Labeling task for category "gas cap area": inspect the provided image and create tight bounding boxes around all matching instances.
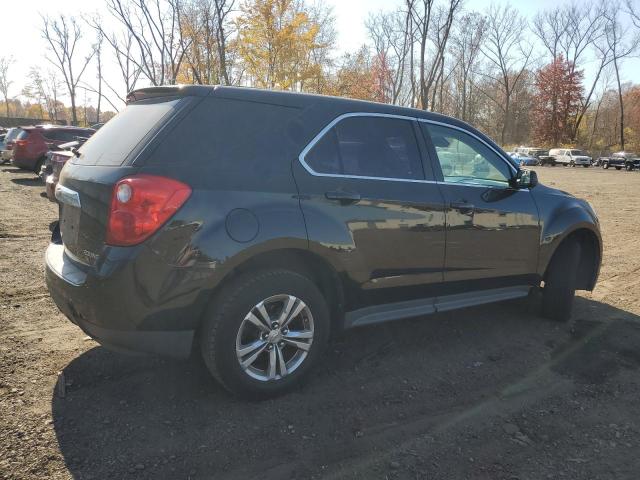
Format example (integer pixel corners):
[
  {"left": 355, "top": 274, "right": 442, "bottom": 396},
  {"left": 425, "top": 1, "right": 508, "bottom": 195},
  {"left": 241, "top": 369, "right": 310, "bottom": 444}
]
[{"left": 225, "top": 208, "right": 259, "bottom": 243}]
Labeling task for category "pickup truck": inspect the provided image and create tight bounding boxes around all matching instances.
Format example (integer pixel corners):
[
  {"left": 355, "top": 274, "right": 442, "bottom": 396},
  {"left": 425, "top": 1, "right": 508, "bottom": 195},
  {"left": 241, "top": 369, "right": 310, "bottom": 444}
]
[{"left": 597, "top": 152, "right": 640, "bottom": 171}]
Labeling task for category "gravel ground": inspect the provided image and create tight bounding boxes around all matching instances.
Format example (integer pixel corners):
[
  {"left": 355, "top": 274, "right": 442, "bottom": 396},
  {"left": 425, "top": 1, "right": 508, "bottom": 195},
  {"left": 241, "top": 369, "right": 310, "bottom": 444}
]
[{"left": 1, "top": 164, "right": 639, "bottom": 480}]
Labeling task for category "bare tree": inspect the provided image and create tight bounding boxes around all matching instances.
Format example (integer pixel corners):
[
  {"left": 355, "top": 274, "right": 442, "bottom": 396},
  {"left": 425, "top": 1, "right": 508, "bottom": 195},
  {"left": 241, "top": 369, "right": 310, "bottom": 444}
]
[
  {"left": 533, "top": 6, "right": 568, "bottom": 60},
  {"left": 602, "top": 1, "right": 640, "bottom": 150},
  {"left": 86, "top": 12, "right": 141, "bottom": 103},
  {"left": 450, "top": 12, "right": 485, "bottom": 122},
  {"left": 0, "top": 56, "right": 14, "bottom": 117},
  {"left": 105, "top": 0, "right": 189, "bottom": 86},
  {"left": 41, "top": 15, "right": 95, "bottom": 125},
  {"left": 366, "top": 8, "right": 412, "bottom": 104},
  {"left": 407, "top": 0, "right": 461, "bottom": 110},
  {"left": 179, "top": 0, "right": 236, "bottom": 85},
  {"left": 480, "top": 3, "right": 533, "bottom": 145}
]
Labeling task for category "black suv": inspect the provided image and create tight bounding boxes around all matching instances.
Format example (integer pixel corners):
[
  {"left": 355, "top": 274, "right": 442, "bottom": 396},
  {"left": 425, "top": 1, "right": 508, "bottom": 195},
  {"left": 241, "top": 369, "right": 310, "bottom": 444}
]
[
  {"left": 597, "top": 151, "right": 640, "bottom": 171},
  {"left": 46, "top": 86, "right": 602, "bottom": 397}
]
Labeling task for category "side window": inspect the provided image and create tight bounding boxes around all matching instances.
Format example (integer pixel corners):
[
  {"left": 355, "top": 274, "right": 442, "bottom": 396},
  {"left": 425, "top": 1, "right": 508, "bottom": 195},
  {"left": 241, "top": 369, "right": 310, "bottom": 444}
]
[
  {"left": 423, "top": 123, "right": 512, "bottom": 187},
  {"left": 304, "top": 129, "right": 341, "bottom": 175},
  {"left": 304, "top": 116, "right": 424, "bottom": 180}
]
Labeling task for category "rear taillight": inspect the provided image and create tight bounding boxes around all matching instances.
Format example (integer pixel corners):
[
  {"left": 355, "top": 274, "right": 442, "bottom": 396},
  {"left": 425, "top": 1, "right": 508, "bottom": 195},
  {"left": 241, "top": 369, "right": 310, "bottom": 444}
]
[
  {"left": 15, "top": 140, "right": 27, "bottom": 147},
  {"left": 106, "top": 174, "right": 192, "bottom": 246}
]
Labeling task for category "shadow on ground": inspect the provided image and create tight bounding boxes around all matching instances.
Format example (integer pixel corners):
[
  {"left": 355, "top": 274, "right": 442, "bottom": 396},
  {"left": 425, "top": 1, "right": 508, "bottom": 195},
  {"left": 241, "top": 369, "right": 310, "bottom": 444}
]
[
  {"left": 11, "top": 177, "right": 42, "bottom": 187},
  {"left": 51, "top": 297, "right": 640, "bottom": 479}
]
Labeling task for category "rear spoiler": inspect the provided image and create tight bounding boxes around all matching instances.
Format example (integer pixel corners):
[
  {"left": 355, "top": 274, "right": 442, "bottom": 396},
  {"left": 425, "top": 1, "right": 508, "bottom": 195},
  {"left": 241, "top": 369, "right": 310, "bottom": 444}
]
[{"left": 126, "top": 85, "right": 216, "bottom": 104}]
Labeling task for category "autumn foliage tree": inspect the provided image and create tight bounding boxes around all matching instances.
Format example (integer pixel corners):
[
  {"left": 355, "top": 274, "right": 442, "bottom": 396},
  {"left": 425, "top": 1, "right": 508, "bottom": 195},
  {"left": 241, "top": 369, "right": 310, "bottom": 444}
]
[
  {"left": 236, "top": 0, "right": 331, "bottom": 90},
  {"left": 531, "top": 55, "right": 584, "bottom": 146}
]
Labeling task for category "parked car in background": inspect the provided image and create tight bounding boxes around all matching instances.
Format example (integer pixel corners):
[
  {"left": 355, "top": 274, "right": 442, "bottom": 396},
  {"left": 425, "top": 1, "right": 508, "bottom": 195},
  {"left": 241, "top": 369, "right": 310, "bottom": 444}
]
[
  {"left": 11, "top": 125, "right": 95, "bottom": 172},
  {"left": 39, "top": 137, "right": 90, "bottom": 181},
  {"left": 549, "top": 148, "right": 592, "bottom": 167},
  {"left": 0, "top": 133, "right": 5, "bottom": 155},
  {"left": 597, "top": 152, "right": 640, "bottom": 171},
  {"left": 45, "top": 85, "right": 602, "bottom": 398},
  {"left": 513, "top": 153, "right": 539, "bottom": 166},
  {"left": 514, "top": 146, "right": 555, "bottom": 166},
  {"left": 1, "top": 127, "right": 24, "bottom": 164},
  {"left": 42, "top": 140, "right": 86, "bottom": 202}
]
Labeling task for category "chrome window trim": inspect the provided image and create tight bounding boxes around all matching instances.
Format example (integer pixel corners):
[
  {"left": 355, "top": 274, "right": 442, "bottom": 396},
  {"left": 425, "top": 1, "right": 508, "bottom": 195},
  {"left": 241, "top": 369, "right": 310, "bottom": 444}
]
[
  {"left": 298, "top": 112, "right": 432, "bottom": 183},
  {"left": 297, "top": 112, "right": 518, "bottom": 186}
]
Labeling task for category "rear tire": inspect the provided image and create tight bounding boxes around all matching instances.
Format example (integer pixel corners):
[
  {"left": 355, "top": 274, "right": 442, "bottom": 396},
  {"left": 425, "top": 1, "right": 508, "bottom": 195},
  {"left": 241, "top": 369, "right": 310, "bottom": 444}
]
[
  {"left": 625, "top": 164, "right": 634, "bottom": 171},
  {"left": 542, "top": 240, "right": 581, "bottom": 322},
  {"left": 34, "top": 157, "right": 45, "bottom": 175},
  {"left": 615, "top": 166, "right": 622, "bottom": 170},
  {"left": 200, "top": 269, "right": 330, "bottom": 399},
  {"left": 602, "top": 162, "right": 609, "bottom": 169}
]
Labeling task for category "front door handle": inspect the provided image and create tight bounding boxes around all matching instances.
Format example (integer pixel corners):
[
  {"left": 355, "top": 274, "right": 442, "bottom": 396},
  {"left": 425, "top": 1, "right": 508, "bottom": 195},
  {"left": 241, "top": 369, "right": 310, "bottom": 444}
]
[
  {"left": 325, "top": 191, "right": 361, "bottom": 205},
  {"left": 450, "top": 201, "right": 475, "bottom": 214}
]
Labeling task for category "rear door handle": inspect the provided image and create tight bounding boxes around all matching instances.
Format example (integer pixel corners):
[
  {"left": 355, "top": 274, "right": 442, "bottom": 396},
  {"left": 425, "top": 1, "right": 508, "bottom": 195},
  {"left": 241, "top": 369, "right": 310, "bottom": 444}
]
[
  {"left": 450, "top": 201, "right": 475, "bottom": 214},
  {"left": 325, "top": 191, "right": 361, "bottom": 205}
]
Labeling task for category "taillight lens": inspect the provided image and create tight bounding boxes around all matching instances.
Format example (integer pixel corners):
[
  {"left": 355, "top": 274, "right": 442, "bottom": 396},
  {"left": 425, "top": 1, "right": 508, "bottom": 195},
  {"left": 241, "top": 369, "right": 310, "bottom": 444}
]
[
  {"left": 106, "top": 174, "right": 192, "bottom": 246},
  {"left": 15, "top": 140, "right": 28, "bottom": 147}
]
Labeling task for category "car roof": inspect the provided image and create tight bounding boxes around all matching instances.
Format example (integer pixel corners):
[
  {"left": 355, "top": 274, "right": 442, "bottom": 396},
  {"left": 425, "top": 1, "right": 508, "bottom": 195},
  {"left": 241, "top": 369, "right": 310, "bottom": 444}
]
[{"left": 127, "top": 84, "right": 483, "bottom": 132}]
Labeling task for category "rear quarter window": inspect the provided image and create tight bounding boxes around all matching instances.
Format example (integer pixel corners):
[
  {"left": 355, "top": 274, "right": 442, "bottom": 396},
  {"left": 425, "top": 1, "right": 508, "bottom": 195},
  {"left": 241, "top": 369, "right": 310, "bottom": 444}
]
[
  {"left": 75, "top": 97, "right": 182, "bottom": 166},
  {"left": 147, "top": 97, "right": 302, "bottom": 188}
]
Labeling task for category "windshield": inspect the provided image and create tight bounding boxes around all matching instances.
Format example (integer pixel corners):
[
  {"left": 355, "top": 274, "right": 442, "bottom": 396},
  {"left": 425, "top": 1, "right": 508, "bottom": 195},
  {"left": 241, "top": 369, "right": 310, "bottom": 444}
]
[{"left": 570, "top": 150, "right": 586, "bottom": 156}]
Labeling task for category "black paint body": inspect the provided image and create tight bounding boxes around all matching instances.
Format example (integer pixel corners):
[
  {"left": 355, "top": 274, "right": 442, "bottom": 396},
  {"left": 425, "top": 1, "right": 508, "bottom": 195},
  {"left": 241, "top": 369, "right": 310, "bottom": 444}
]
[{"left": 45, "top": 86, "right": 602, "bottom": 358}]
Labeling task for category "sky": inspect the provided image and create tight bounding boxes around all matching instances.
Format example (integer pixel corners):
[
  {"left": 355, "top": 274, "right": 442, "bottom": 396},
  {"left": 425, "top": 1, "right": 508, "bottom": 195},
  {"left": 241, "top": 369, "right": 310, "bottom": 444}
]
[{"left": 1, "top": 0, "right": 639, "bottom": 111}]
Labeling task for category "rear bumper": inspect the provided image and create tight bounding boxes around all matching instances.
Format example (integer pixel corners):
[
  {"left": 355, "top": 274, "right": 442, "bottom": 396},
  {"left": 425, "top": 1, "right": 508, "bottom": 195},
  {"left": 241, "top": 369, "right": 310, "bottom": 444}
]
[
  {"left": 45, "top": 243, "right": 195, "bottom": 358},
  {"left": 11, "top": 156, "right": 37, "bottom": 170}
]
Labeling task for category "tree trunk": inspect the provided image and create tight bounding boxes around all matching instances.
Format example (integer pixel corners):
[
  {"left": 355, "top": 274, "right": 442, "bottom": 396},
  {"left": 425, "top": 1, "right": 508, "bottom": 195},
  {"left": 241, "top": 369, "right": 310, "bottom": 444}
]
[
  {"left": 70, "top": 91, "right": 77, "bottom": 125},
  {"left": 613, "top": 56, "right": 625, "bottom": 150}
]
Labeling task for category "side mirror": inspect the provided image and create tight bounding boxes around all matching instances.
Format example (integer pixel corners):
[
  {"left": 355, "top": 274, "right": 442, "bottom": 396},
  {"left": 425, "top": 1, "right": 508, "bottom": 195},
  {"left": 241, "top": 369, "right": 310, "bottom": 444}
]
[{"left": 510, "top": 169, "right": 538, "bottom": 189}]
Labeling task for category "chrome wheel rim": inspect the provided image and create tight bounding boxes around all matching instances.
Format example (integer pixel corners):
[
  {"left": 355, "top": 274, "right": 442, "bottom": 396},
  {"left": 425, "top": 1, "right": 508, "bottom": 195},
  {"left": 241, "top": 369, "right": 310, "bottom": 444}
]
[{"left": 235, "top": 294, "right": 314, "bottom": 382}]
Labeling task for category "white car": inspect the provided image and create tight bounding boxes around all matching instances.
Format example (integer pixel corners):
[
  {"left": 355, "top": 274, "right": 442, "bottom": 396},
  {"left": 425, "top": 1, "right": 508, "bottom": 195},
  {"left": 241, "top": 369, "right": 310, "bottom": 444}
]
[{"left": 549, "top": 148, "right": 592, "bottom": 167}]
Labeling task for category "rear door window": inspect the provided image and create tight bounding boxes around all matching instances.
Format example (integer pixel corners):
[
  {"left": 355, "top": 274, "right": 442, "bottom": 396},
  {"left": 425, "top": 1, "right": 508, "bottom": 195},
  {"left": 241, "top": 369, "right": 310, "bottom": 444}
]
[
  {"left": 76, "top": 97, "right": 182, "bottom": 166},
  {"left": 304, "top": 116, "right": 424, "bottom": 180}
]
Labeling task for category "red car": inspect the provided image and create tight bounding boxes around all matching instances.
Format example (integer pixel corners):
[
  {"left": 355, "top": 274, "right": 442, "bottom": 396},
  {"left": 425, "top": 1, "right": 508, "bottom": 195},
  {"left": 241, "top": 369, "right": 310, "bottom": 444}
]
[{"left": 11, "top": 125, "right": 95, "bottom": 172}]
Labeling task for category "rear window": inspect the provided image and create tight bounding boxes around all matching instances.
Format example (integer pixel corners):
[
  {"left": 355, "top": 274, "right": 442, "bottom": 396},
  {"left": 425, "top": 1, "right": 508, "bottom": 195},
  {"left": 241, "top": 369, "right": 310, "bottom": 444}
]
[
  {"left": 7, "top": 128, "right": 24, "bottom": 142},
  {"left": 17, "top": 130, "right": 29, "bottom": 140},
  {"left": 76, "top": 97, "right": 181, "bottom": 166}
]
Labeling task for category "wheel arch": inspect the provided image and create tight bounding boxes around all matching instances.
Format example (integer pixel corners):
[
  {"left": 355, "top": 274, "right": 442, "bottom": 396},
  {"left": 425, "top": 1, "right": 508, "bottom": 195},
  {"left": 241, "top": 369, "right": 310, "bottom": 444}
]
[
  {"left": 196, "top": 247, "right": 347, "bottom": 342},
  {"left": 542, "top": 227, "right": 601, "bottom": 291}
]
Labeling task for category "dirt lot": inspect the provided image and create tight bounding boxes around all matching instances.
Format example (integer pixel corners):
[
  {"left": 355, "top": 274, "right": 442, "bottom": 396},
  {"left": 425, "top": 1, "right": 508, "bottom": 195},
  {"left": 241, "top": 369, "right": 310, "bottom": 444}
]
[{"left": 1, "top": 164, "right": 639, "bottom": 480}]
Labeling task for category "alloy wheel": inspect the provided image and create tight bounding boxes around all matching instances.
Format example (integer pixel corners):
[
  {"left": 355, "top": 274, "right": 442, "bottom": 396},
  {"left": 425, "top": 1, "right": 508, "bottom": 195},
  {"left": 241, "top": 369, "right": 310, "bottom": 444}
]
[{"left": 235, "top": 294, "right": 314, "bottom": 382}]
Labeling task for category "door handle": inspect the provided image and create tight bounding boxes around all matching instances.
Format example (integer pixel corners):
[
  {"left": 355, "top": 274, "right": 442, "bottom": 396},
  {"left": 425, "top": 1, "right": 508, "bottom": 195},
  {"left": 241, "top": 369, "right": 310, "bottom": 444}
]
[
  {"left": 450, "top": 201, "right": 475, "bottom": 214},
  {"left": 325, "top": 191, "right": 361, "bottom": 205}
]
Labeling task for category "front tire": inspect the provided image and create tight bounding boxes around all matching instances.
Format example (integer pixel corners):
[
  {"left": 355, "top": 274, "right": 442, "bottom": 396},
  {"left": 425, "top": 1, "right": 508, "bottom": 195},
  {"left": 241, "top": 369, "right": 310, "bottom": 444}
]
[
  {"left": 602, "top": 162, "right": 609, "bottom": 169},
  {"left": 542, "top": 240, "right": 581, "bottom": 322},
  {"left": 625, "top": 164, "right": 634, "bottom": 171},
  {"left": 200, "top": 269, "right": 330, "bottom": 398}
]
